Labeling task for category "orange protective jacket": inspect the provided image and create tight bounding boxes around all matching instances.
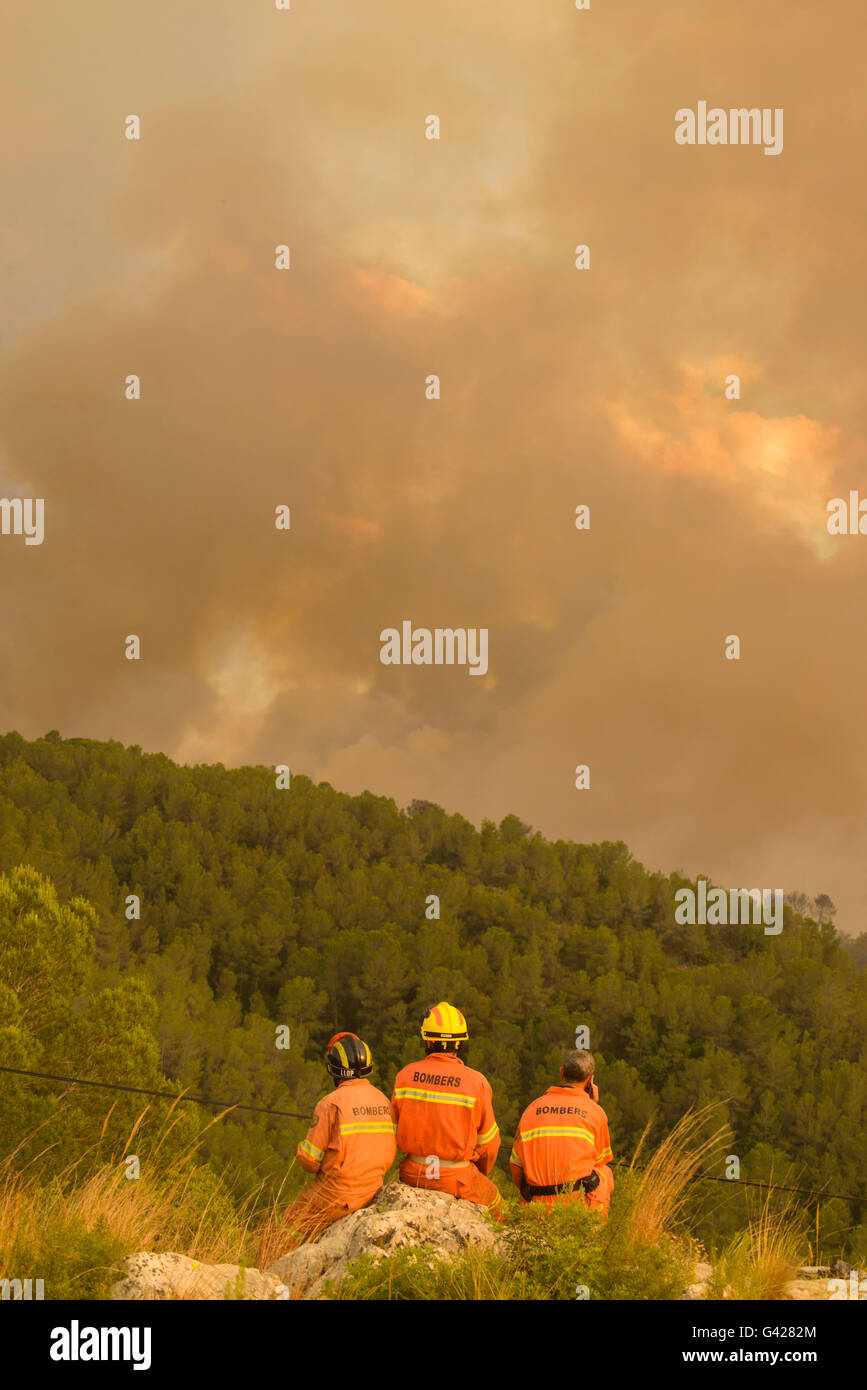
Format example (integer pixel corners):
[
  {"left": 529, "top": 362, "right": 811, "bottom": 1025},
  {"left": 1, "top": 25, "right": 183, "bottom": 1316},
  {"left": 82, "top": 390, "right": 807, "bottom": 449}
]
[
  {"left": 297, "top": 1078, "right": 397, "bottom": 1203},
  {"left": 391, "top": 1052, "right": 500, "bottom": 1172},
  {"left": 509, "top": 1084, "right": 613, "bottom": 1195}
]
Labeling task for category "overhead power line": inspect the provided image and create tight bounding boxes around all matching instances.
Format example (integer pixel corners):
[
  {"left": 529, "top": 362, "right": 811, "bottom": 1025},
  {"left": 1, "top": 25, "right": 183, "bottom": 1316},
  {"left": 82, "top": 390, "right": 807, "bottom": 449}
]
[
  {"left": 614, "top": 1160, "right": 864, "bottom": 1207},
  {"left": 0, "top": 1064, "right": 313, "bottom": 1121}
]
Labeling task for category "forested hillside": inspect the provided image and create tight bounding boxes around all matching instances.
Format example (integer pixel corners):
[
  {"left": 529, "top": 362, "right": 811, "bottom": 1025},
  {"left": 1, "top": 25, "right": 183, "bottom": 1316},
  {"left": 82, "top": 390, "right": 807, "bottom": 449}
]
[{"left": 1, "top": 730, "right": 866, "bottom": 1253}]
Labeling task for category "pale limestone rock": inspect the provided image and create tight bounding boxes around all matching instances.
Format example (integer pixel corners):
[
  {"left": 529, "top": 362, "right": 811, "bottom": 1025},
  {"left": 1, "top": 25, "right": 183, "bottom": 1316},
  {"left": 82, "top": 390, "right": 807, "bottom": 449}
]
[
  {"left": 111, "top": 1251, "right": 284, "bottom": 1301},
  {"left": 267, "top": 1181, "right": 501, "bottom": 1299}
]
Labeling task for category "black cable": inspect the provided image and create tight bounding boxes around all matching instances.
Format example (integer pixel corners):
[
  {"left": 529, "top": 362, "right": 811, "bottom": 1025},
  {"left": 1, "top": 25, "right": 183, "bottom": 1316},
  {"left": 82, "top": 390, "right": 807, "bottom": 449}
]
[
  {"left": 0, "top": 1064, "right": 313, "bottom": 1121},
  {"left": 613, "top": 1160, "right": 863, "bottom": 1206}
]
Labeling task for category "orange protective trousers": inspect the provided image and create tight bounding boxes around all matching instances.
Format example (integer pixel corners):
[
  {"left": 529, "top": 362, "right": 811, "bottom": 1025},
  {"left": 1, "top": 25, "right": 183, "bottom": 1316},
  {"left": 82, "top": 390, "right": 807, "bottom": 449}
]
[{"left": 282, "top": 1175, "right": 382, "bottom": 1245}]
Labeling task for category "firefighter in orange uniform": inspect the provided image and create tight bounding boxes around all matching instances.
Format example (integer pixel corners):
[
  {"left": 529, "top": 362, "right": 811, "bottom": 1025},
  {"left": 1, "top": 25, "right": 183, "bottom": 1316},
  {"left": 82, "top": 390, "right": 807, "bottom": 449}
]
[
  {"left": 283, "top": 1032, "right": 396, "bottom": 1243},
  {"left": 391, "top": 1002, "right": 503, "bottom": 1217},
  {"left": 509, "top": 1049, "right": 614, "bottom": 1215}
]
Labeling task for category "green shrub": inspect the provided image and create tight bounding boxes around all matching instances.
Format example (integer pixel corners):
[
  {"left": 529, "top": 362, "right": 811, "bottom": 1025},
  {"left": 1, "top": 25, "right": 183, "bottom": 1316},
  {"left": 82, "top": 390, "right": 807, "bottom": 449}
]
[
  {"left": 334, "top": 1194, "right": 692, "bottom": 1301},
  {"left": 8, "top": 1208, "right": 128, "bottom": 1301}
]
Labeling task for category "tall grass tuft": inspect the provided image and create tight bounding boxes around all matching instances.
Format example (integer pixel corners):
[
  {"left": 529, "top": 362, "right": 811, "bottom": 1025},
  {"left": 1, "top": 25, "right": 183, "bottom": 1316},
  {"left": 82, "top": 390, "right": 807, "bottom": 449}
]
[
  {"left": 617, "top": 1104, "right": 731, "bottom": 1252},
  {"left": 710, "top": 1189, "right": 804, "bottom": 1300}
]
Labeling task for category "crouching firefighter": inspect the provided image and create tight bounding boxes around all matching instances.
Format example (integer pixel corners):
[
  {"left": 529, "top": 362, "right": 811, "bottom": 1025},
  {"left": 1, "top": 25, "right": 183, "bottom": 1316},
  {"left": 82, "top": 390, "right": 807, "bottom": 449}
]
[
  {"left": 509, "top": 1049, "right": 614, "bottom": 1215},
  {"left": 283, "top": 1032, "right": 397, "bottom": 1243},
  {"left": 391, "top": 1002, "right": 504, "bottom": 1219}
]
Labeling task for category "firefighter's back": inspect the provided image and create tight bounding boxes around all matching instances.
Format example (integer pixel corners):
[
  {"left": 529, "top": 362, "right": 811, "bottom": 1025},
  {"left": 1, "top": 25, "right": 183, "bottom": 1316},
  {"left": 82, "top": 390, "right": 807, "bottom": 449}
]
[
  {"left": 393, "top": 1052, "right": 491, "bottom": 1162},
  {"left": 329, "top": 1078, "right": 397, "bottom": 1194},
  {"left": 513, "top": 1086, "right": 604, "bottom": 1194}
]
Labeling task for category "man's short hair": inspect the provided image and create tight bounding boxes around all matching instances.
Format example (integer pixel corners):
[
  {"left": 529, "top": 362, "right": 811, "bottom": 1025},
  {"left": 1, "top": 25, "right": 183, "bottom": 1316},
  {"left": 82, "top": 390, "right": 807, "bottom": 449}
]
[{"left": 563, "top": 1049, "right": 595, "bottom": 1083}]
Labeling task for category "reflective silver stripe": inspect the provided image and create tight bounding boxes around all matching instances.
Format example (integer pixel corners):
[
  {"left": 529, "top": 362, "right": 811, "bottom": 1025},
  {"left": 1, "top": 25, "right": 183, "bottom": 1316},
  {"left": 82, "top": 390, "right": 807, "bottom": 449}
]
[{"left": 406, "top": 1154, "right": 471, "bottom": 1169}]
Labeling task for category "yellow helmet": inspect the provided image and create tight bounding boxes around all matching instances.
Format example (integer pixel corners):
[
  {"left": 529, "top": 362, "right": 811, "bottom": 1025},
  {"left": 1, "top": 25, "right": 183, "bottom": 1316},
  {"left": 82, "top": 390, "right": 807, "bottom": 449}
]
[{"left": 420, "top": 1001, "right": 469, "bottom": 1043}]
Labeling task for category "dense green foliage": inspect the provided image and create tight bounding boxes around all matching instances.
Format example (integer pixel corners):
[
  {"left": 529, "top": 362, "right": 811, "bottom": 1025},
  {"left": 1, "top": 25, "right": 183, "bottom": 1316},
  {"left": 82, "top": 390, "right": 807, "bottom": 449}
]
[{"left": 1, "top": 730, "right": 866, "bottom": 1253}]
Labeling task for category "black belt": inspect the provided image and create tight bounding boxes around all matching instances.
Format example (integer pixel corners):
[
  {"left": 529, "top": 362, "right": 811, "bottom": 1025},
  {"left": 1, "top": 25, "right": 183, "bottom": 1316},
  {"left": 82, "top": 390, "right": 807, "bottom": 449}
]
[{"left": 520, "top": 1170, "right": 600, "bottom": 1200}]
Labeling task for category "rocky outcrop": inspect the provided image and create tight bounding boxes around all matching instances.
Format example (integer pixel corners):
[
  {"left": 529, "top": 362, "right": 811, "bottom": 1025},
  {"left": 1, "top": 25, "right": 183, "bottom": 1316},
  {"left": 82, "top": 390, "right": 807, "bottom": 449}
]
[
  {"left": 110, "top": 1184, "right": 501, "bottom": 1300},
  {"left": 110, "top": 1189, "right": 858, "bottom": 1302},
  {"left": 267, "top": 1181, "right": 502, "bottom": 1299},
  {"left": 110, "top": 1251, "right": 286, "bottom": 1301}
]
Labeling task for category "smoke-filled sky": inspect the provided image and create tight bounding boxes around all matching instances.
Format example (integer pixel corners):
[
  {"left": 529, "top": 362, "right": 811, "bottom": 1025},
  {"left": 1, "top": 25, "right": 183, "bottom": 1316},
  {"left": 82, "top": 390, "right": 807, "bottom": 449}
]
[{"left": 2, "top": 1, "right": 866, "bottom": 930}]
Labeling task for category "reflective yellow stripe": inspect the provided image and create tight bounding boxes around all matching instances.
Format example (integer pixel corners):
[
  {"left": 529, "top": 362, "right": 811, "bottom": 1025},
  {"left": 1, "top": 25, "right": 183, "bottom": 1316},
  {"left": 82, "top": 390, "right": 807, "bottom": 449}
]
[
  {"left": 394, "top": 1087, "right": 476, "bottom": 1108},
  {"left": 299, "top": 1138, "right": 325, "bottom": 1161},
  {"left": 595, "top": 1147, "right": 612, "bottom": 1162},
  {"left": 509, "top": 1151, "right": 524, "bottom": 1168},
  {"left": 339, "top": 1122, "right": 397, "bottom": 1136},
  {"left": 518, "top": 1126, "right": 595, "bottom": 1144},
  {"left": 478, "top": 1123, "right": 499, "bottom": 1145}
]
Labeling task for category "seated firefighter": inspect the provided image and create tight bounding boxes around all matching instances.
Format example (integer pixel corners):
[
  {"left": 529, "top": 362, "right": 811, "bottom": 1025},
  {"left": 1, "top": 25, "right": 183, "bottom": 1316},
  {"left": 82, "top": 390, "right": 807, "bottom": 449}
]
[
  {"left": 391, "top": 1001, "right": 503, "bottom": 1217},
  {"left": 509, "top": 1049, "right": 614, "bottom": 1215},
  {"left": 283, "top": 1032, "right": 397, "bottom": 1243}
]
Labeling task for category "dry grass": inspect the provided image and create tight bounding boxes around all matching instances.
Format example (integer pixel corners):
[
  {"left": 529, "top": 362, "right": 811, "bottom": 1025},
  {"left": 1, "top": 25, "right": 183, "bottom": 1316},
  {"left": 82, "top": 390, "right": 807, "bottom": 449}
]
[
  {"left": 0, "top": 1168, "right": 41, "bottom": 1271},
  {"left": 0, "top": 1100, "right": 275, "bottom": 1294},
  {"left": 255, "top": 1168, "right": 305, "bottom": 1271},
  {"left": 619, "top": 1104, "right": 731, "bottom": 1250},
  {"left": 712, "top": 1191, "right": 804, "bottom": 1299}
]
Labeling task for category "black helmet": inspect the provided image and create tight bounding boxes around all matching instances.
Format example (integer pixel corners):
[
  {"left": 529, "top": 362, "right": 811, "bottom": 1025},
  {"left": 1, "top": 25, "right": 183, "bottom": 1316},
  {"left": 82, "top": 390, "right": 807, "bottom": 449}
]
[{"left": 325, "top": 1032, "right": 373, "bottom": 1081}]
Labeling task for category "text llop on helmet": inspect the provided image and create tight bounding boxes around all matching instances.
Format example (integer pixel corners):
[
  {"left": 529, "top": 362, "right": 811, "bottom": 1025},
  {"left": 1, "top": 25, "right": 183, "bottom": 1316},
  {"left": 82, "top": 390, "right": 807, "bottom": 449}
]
[{"left": 325, "top": 1032, "right": 373, "bottom": 1080}]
